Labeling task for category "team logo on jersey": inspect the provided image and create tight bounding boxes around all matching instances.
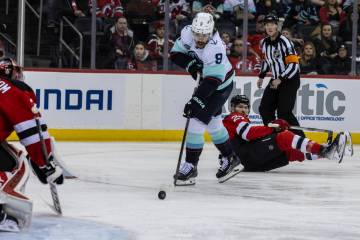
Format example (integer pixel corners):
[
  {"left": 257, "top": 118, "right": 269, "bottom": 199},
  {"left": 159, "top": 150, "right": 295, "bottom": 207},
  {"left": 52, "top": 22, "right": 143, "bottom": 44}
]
[
  {"left": 268, "top": 144, "right": 274, "bottom": 151},
  {"left": 273, "top": 50, "right": 281, "bottom": 59}
]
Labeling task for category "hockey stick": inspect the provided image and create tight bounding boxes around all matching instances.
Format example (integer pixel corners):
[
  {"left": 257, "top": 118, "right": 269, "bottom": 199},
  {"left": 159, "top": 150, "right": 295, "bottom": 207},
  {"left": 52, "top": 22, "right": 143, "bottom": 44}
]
[
  {"left": 173, "top": 73, "right": 201, "bottom": 186},
  {"left": 31, "top": 106, "right": 62, "bottom": 215},
  {"left": 268, "top": 123, "right": 333, "bottom": 145}
]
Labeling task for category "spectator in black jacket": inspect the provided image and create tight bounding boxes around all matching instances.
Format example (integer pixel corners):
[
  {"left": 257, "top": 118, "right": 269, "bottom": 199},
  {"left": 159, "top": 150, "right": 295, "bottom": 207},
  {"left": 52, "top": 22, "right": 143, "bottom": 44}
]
[
  {"left": 333, "top": 45, "right": 351, "bottom": 75},
  {"left": 256, "top": 0, "right": 284, "bottom": 18},
  {"left": 300, "top": 41, "right": 322, "bottom": 74},
  {"left": 312, "top": 24, "right": 341, "bottom": 74}
]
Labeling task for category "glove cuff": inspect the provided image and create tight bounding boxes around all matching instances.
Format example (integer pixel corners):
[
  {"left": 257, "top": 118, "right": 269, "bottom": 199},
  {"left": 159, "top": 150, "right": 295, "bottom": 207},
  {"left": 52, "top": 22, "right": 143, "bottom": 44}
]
[{"left": 186, "top": 59, "right": 197, "bottom": 72}]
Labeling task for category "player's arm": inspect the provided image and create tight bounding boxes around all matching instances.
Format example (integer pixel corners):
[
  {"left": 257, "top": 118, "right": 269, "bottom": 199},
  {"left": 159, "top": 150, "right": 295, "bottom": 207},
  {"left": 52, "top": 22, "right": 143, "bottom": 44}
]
[
  {"left": 170, "top": 26, "right": 202, "bottom": 79},
  {"left": 231, "top": 113, "right": 274, "bottom": 141},
  {"left": 5, "top": 90, "right": 63, "bottom": 185},
  {"left": 279, "top": 36, "right": 300, "bottom": 81}
]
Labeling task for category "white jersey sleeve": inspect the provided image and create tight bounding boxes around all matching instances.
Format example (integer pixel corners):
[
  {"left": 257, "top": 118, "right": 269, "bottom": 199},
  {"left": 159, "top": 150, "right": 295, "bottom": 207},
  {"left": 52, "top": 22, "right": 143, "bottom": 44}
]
[{"left": 171, "top": 25, "right": 193, "bottom": 54}]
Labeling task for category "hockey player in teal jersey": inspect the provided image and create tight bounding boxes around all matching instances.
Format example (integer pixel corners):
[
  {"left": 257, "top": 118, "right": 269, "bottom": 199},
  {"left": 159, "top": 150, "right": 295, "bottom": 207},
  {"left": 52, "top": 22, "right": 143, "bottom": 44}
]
[{"left": 170, "top": 12, "right": 243, "bottom": 185}]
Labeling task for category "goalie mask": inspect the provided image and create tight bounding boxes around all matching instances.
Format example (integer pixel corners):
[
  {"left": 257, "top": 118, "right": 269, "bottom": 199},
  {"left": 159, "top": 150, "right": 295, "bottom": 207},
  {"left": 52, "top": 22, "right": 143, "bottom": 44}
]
[
  {"left": 191, "top": 12, "right": 214, "bottom": 49},
  {"left": 0, "top": 57, "right": 24, "bottom": 81},
  {"left": 230, "top": 95, "right": 250, "bottom": 115}
]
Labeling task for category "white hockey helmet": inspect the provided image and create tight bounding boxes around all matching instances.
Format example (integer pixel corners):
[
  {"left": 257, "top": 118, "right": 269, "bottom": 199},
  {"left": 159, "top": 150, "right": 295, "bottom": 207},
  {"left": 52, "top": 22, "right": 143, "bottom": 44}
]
[{"left": 191, "top": 12, "right": 215, "bottom": 35}]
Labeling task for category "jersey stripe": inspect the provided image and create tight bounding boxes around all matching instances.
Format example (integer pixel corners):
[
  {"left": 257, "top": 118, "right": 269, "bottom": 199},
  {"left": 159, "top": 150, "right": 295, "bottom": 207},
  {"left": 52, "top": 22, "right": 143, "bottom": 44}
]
[{"left": 259, "top": 35, "right": 299, "bottom": 80}]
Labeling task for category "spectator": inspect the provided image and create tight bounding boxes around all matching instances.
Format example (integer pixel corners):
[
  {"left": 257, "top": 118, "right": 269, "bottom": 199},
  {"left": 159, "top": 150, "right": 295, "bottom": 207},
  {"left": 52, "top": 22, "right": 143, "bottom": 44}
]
[
  {"left": 147, "top": 21, "right": 175, "bottom": 69},
  {"left": 89, "top": 0, "right": 123, "bottom": 19},
  {"left": 223, "top": 0, "right": 257, "bottom": 21},
  {"left": 255, "top": 0, "right": 285, "bottom": 18},
  {"left": 312, "top": 24, "right": 341, "bottom": 74},
  {"left": 281, "top": 27, "right": 304, "bottom": 53},
  {"left": 333, "top": 44, "right": 351, "bottom": 75},
  {"left": 125, "top": 0, "right": 158, "bottom": 41},
  {"left": 220, "top": 31, "right": 232, "bottom": 55},
  {"left": 229, "top": 38, "right": 261, "bottom": 73},
  {"left": 71, "top": 0, "right": 90, "bottom": 18},
  {"left": 339, "top": 0, "right": 360, "bottom": 42},
  {"left": 193, "top": 1, "right": 224, "bottom": 20},
  {"left": 155, "top": 0, "right": 191, "bottom": 37},
  {"left": 299, "top": 41, "right": 322, "bottom": 74},
  {"left": 127, "top": 42, "right": 157, "bottom": 71},
  {"left": 104, "top": 17, "right": 135, "bottom": 69},
  {"left": 248, "top": 15, "right": 267, "bottom": 56},
  {"left": 319, "top": 0, "right": 346, "bottom": 35},
  {"left": 283, "top": 0, "right": 319, "bottom": 38}
]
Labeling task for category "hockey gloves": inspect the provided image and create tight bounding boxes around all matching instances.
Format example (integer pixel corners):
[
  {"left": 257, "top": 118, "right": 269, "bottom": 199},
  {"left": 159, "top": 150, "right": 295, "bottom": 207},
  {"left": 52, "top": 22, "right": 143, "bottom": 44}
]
[
  {"left": 30, "top": 154, "right": 64, "bottom": 185},
  {"left": 271, "top": 119, "right": 290, "bottom": 132},
  {"left": 186, "top": 59, "right": 203, "bottom": 80},
  {"left": 183, "top": 96, "right": 206, "bottom": 118}
]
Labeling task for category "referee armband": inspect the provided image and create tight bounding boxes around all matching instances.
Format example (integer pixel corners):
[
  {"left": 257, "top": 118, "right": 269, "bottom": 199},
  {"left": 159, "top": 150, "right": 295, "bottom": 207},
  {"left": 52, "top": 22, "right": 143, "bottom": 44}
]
[{"left": 285, "top": 55, "right": 300, "bottom": 64}]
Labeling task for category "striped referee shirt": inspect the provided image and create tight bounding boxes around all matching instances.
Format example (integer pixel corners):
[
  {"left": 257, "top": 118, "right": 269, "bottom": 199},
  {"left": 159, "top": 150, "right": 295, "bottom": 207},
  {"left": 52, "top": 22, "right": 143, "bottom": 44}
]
[{"left": 258, "top": 33, "right": 300, "bottom": 81}]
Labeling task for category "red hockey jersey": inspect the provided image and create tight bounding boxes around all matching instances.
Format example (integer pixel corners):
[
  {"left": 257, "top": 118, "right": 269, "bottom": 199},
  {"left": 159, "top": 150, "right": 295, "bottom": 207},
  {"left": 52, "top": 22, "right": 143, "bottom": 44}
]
[
  {"left": 223, "top": 112, "right": 307, "bottom": 162},
  {"left": 223, "top": 112, "right": 273, "bottom": 141},
  {"left": 0, "top": 78, "right": 51, "bottom": 167}
]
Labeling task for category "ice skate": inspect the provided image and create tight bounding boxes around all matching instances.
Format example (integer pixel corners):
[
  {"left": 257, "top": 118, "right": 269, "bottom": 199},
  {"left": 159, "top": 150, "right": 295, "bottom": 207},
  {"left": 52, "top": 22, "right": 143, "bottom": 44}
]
[
  {"left": 217, "top": 154, "right": 244, "bottom": 183},
  {"left": 320, "top": 132, "right": 347, "bottom": 163},
  {"left": 174, "top": 162, "right": 197, "bottom": 186},
  {"left": 0, "top": 207, "right": 19, "bottom": 233}
]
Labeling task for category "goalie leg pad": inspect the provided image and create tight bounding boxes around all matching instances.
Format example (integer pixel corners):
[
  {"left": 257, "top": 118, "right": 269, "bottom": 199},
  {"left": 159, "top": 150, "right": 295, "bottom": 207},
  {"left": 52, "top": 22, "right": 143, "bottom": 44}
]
[{"left": 1, "top": 154, "right": 33, "bottom": 229}]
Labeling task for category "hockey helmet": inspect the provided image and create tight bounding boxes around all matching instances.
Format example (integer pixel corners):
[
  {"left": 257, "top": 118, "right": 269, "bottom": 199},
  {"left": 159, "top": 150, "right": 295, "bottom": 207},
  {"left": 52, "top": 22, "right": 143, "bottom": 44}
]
[
  {"left": 264, "top": 14, "right": 279, "bottom": 25},
  {"left": 230, "top": 95, "right": 250, "bottom": 109},
  {"left": 0, "top": 57, "right": 14, "bottom": 80},
  {"left": 192, "top": 12, "right": 214, "bottom": 36},
  {"left": 0, "top": 57, "right": 24, "bottom": 81}
]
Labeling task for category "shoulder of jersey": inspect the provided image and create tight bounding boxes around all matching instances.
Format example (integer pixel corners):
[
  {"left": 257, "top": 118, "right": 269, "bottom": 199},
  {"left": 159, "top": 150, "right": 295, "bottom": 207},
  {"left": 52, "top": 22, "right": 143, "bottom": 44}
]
[
  {"left": 230, "top": 112, "right": 249, "bottom": 121},
  {"left": 262, "top": 36, "right": 271, "bottom": 45},
  {"left": 205, "top": 31, "right": 225, "bottom": 51},
  {"left": 180, "top": 25, "right": 193, "bottom": 50},
  {"left": 10, "top": 80, "right": 34, "bottom": 93}
]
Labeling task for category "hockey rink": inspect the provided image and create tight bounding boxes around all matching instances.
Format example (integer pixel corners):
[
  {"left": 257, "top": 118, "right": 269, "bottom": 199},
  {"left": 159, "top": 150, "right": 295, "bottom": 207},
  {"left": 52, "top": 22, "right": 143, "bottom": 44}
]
[{"left": 2, "top": 142, "right": 360, "bottom": 240}]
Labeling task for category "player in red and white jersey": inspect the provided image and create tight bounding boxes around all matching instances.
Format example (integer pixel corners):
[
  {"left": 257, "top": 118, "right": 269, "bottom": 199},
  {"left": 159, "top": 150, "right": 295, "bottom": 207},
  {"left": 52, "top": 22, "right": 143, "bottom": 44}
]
[
  {"left": 222, "top": 95, "right": 347, "bottom": 172},
  {"left": 0, "top": 58, "right": 64, "bottom": 232}
]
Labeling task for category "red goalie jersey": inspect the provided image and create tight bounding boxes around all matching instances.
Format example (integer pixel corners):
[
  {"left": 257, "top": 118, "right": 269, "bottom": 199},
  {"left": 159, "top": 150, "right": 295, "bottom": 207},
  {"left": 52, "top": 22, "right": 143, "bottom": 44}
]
[{"left": 0, "top": 77, "right": 51, "bottom": 168}]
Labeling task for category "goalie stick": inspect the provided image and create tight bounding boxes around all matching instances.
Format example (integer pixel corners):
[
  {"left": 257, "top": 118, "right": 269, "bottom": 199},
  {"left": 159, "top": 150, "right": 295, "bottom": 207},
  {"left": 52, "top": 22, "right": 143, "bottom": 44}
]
[
  {"left": 173, "top": 73, "right": 201, "bottom": 186},
  {"left": 31, "top": 106, "right": 62, "bottom": 215}
]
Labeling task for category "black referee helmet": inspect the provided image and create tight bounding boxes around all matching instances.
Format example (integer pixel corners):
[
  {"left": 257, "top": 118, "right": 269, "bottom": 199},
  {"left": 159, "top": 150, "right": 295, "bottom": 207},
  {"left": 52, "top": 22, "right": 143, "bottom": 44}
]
[{"left": 264, "top": 14, "right": 279, "bottom": 25}]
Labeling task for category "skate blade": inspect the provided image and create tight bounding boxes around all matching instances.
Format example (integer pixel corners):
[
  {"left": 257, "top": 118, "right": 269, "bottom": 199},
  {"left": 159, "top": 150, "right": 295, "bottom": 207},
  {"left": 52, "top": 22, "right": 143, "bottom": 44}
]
[
  {"left": 174, "top": 178, "right": 196, "bottom": 186},
  {"left": 337, "top": 134, "right": 347, "bottom": 163},
  {"left": 218, "top": 166, "right": 244, "bottom": 183},
  {"left": 0, "top": 221, "right": 20, "bottom": 232},
  {"left": 344, "top": 131, "right": 354, "bottom": 157}
]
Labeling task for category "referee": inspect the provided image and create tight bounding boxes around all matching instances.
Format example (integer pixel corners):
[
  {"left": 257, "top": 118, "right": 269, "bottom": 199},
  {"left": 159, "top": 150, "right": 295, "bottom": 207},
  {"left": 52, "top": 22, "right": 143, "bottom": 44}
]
[{"left": 257, "top": 14, "right": 304, "bottom": 137}]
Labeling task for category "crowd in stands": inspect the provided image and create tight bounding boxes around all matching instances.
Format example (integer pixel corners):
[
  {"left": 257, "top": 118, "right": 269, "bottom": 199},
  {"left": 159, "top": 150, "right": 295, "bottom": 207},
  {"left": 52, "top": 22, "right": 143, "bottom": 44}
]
[{"left": 1, "top": 0, "right": 360, "bottom": 74}]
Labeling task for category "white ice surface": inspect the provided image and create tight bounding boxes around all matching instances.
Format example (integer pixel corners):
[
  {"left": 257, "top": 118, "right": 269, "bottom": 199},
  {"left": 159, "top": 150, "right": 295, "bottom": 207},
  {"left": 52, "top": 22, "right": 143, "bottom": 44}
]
[{"left": 2, "top": 142, "right": 360, "bottom": 240}]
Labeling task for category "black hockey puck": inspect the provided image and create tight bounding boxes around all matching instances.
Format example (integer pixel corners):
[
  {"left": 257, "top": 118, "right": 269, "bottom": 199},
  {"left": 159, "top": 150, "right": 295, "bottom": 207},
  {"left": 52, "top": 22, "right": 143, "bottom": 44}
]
[{"left": 158, "top": 190, "right": 166, "bottom": 200}]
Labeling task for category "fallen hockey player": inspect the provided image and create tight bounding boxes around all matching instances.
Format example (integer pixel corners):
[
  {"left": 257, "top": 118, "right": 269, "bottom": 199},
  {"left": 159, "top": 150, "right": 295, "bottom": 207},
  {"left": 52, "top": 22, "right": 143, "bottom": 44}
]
[
  {"left": 0, "top": 57, "right": 64, "bottom": 232},
  {"left": 222, "top": 94, "right": 352, "bottom": 172}
]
